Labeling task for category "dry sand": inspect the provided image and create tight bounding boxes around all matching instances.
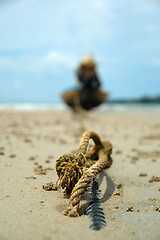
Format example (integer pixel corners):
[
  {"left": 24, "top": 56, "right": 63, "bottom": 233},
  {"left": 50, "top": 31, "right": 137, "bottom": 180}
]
[{"left": 0, "top": 109, "right": 160, "bottom": 240}]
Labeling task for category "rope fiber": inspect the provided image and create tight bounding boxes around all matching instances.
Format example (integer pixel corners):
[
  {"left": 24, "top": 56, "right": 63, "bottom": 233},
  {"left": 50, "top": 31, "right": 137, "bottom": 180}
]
[{"left": 55, "top": 130, "right": 113, "bottom": 217}]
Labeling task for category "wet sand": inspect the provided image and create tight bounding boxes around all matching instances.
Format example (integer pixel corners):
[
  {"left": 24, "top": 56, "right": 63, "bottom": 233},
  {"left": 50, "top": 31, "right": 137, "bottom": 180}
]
[{"left": 0, "top": 109, "right": 160, "bottom": 240}]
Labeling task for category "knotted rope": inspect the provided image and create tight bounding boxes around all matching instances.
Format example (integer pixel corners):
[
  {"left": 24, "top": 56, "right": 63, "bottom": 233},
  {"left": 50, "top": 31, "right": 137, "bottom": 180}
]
[{"left": 55, "top": 130, "right": 113, "bottom": 217}]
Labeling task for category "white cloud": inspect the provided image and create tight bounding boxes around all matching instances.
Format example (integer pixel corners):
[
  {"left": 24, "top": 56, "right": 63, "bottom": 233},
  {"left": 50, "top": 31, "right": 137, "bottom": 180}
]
[
  {"left": 134, "top": 41, "right": 160, "bottom": 50},
  {"left": 146, "top": 24, "right": 160, "bottom": 32},
  {"left": 0, "top": 56, "right": 15, "bottom": 70},
  {"left": 31, "top": 51, "right": 80, "bottom": 73},
  {"left": 0, "top": 57, "right": 9, "bottom": 67},
  {"left": 0, "top": 0, "right": 116, "bottom": 50},
  {"left": 150, "top": 58, "right": 160, "bottom": 67},
  {"left": 14, "top": 80, "right": 22, "bottom": 89},
  {"left": 133, "top": 0, "right": 160, "bottom": 14},
  {"left": 0, "top": 0, "right": 160, "bottom": 95},
  {"left": 42, "top": 51, "right": 78, "bottom": 68},
  {"left": 0, "top": 50, "right": 79, "bottom": 74}
]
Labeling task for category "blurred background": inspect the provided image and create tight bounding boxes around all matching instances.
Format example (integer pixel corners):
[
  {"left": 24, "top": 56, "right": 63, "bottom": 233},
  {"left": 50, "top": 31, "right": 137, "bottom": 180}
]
[{"left": 0, "top": 0, "right": 160, "bottom": 104}]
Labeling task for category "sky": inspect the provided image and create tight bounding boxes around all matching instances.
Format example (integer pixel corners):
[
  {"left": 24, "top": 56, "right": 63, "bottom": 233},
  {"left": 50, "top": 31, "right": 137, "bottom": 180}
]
[{"left": 0, "top": 0, "right": 160, "bottom": 103}]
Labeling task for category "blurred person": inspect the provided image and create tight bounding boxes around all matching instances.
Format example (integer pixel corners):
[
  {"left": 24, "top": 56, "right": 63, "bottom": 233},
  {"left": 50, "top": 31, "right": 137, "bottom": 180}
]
[
  {"left": 61, "top": 54, "right": 107, "bottom": 111},
  {"left": 76, "top": 54, "right": 101, "bottom": 91}
]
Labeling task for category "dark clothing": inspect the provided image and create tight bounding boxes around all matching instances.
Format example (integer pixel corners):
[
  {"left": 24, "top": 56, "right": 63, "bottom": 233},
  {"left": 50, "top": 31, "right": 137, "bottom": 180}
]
[
  {"left": 61, "top": 88, "right": 107, "bottom": 111},
  {"left": 62, "top": 65, "right": 107, "bottom": 110},
  {"left": 79, "top": 89, "right": 102, "bottom": 110},
  {"left": 77, "top": 67, "right": 101, "bottom": 90}
]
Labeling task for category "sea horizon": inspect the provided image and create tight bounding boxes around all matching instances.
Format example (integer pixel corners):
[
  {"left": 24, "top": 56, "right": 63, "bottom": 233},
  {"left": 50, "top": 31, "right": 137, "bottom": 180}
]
[{"left": 0, "top": 101, "right": 160, "bottom": 114}]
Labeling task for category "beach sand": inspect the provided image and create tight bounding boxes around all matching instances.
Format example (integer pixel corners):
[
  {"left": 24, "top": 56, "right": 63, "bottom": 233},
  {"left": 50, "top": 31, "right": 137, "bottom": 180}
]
[{"left": 0, "top": 109, "right": 160, "bottom": 240}]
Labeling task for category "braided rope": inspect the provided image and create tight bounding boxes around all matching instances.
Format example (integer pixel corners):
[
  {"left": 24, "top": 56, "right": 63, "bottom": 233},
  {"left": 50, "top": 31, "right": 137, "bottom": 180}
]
[
  {"left": 77, "top": 130, "right": 103, "bottom": 155},
  {"left": 55, "top": 131, "right": 113, "bottom": 216},
  {"left": 64, "top": 145, "right": 112, "bottom": 217}
]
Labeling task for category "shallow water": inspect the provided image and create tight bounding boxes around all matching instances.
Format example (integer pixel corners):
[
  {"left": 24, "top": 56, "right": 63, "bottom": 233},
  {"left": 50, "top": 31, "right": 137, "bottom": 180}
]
[{"left": 0, "top": 102, "right": 159, "bottom": 114}]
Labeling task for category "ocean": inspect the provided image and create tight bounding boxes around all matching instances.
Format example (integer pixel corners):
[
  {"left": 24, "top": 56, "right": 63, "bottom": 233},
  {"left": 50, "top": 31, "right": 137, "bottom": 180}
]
[{"left": 0, "top": 102, "right": 160, "bottom": 114}]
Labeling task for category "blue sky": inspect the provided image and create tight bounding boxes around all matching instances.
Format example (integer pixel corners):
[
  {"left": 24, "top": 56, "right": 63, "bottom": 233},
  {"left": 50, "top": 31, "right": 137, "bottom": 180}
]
[{"left": 0, "top": 0, "right": 160, "bottom": 103}]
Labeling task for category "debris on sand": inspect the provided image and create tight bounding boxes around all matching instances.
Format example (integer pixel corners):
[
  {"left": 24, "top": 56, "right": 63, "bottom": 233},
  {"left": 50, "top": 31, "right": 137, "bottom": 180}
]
[
  {"left": 149, "top": 176, "right": 160, "bottom": 183},
  {"left": 42, "top": 182, "right": 58, "bottom": 191}
]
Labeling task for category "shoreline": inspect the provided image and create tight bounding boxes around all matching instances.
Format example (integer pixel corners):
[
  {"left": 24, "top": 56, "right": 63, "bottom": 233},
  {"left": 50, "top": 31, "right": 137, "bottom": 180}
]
[{"left": 0, "top": 102, "right": 160, "bottom": 114}]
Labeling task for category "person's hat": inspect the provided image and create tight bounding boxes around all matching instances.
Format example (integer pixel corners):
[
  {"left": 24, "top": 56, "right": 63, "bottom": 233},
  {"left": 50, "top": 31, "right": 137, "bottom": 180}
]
[{"left": 80, "top": 53, "right": 96, "bottom": 68}]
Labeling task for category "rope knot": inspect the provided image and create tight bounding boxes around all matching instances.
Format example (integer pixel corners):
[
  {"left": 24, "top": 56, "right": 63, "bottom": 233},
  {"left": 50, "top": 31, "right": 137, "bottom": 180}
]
[
  {"left": 55, "top": 131, "right": 113, "bottom": 216},
  {"left": 56, "top": 154, "right": 84, "bottom": 195}
]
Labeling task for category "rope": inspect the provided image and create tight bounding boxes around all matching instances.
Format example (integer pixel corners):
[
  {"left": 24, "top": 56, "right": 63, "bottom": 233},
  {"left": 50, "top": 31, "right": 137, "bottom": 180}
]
[{"left": 55, "top": 131, "right": 113, "bottom": 216}]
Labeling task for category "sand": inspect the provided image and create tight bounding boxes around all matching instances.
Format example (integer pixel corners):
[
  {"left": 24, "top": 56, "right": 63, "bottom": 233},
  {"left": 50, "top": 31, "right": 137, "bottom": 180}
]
[{"left": 0, "top": 109, "right": 160, "bottom": 240}]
